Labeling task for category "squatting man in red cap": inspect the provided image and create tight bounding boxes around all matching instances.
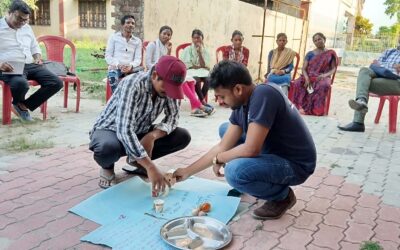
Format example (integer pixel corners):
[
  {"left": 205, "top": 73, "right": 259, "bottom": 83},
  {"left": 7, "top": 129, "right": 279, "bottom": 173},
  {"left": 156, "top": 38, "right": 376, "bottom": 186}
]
[{"left": 89, "top": 55, "right": 191, "bottom": 193}]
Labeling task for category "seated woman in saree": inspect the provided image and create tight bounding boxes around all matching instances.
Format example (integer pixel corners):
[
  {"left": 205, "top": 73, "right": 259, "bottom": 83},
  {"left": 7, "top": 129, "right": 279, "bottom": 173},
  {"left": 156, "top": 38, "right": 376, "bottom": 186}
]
[
  {"left": 265, "top": 33, "right": 296, "bottom": 96},
  {"left": 180, "top": 29, "right": 215, "bottom": 113},
  {"left": 291, "top": 32, "right": 337, "bottom": 116},
  {"left": 222, "top": 30, "right": 249, "bottom": 66}
]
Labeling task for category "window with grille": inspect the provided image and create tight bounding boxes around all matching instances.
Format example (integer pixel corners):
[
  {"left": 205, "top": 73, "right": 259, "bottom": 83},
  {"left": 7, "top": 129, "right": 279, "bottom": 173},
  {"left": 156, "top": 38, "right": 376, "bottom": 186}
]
[
  {"left": 29, "top": 0, "right": 51, "bottom": 26},
  {"left": 79, "top": 0, "right": 107, "bottom": 29}
]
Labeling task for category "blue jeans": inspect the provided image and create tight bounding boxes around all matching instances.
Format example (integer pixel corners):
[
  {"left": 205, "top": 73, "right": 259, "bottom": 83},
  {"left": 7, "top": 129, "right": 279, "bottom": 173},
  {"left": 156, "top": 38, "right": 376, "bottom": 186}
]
[
  {"left": 107, "top": 69, "right": 123, "bottom": 93},
  {"left": 219, "top": 122, "right": 303, "bottom": 201}
]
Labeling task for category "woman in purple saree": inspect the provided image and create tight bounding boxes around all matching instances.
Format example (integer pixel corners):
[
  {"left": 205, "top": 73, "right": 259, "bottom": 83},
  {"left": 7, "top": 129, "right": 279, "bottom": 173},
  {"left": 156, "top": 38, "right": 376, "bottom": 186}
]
[{"left": 292, "top": 33, "right": 337, "bottom": 116}]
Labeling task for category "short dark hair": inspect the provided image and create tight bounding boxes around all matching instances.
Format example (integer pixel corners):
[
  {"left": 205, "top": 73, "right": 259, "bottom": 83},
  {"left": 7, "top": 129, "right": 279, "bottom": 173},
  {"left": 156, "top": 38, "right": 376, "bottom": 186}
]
[
  {"left": 209, "top": 60, "right": 252, "bottom": 89},
  {"left": 231, "top": 30, "right": 243, "bottom": 39},
  {"left": 276, "top": 33, "right": 287, "bottom": 40},
  {"left": 191, "top": 29, "right": 204, "bottom": 39},
  {"left": 159, "top": 25, "right": 173, "bottom": 35},
  {"left": 121, "top": 15, "right": 135, "bottom": 25},
  {"left": 9, "top": 0, "right": 31, "bottom": 15},
  {"left": 312, "top": 32, "right": 326, "bottom": 41}
]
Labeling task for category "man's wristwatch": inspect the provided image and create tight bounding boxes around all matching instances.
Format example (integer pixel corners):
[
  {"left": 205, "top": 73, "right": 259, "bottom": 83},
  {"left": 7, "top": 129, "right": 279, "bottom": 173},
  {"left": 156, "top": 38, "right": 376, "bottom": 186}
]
[{"left": 212, "top": 154, "right": 226, "bottom": 167}]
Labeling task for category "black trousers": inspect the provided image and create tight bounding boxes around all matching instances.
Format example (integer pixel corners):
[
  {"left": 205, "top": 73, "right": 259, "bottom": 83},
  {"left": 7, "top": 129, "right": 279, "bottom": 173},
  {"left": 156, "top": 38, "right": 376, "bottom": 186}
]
[
  {"left": 0, "top": 63, "right": 63, "bottom": 111},
  {"left": 89, "top": 127, "right": 191, "bottom": 169},
  {"left": 193, "top": 77, "right": 209, "bottom": 102}
]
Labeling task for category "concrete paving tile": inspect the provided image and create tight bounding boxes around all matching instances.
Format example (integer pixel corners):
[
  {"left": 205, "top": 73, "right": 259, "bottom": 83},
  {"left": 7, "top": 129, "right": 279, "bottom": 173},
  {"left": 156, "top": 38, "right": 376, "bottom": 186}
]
[
  {"left": 351, "top": 205, "right": 377, "bottom": 226},
  {"left": 314, "top": 184, "right": 338, "bottom": 200},
  {"left": 330, "top": 167, "right": 350, "bottom": 177},
  {"left": 381, "top": 193, "right": 400, "bottom": 207},
  {"left": 312, "top": 223, "right": 344, "bottom": 250},
  {"left": 331, "top": 195, "right": 356, "bottom": 212},
  {"left": 339, "top": 241, "right": 362, "bottom": 250},
  {"left": 224, "top": 235, "right": 247, "bottom": 250},
  {"left": 305, "top": 243, "right": 332, "bottom": 250},
  {"left": 338, "top": 182, "right": 361, "bottom": 197},
  {"left": 343, "top": 222, "right": 374, "bottom": 244},
  {"left": 322, "top": 175, "right": 344, "bottom": 187},
  {"left": 371, "top": 238, "right": 400, "bottom": 250},
  {"left": 243, "top": 230, "right": 280, "bottom": 250},
  {"left": 373, "top": 219, "right": 400, "bottom": 242},
  {"left": 357, "top": 193, "right": 381, "bottom": 210},
  {"left": 287, "top": 199, "right": 306, "bottom": 217},
  {"left": 295, "top": 186, "right": 315, "bottom": 202},
  {"left": 35, "top": 227, "right": 85, "bottom": 249},
  {"left": 345, "top": 173, "right": 366, "bottom": 185},
  {"left": 277, "top": 227, "right": 313, "bottom": 250},
  {"left": 313, "top": 167, "right": 330, "bottom": 178},
  {"left": 323, "top": 208, "right": 351, "bottom": 228},
  {"left": 293, "top": 211, "right": 323, "bottom": 231},
  {"left": 262, "top": 214, "right": 295, "bottom": 235},
  {"left": 305, "top": 197, "right": 331, "bottom": 214},
  {"left": 302, "top": 175, "right": 323, "bottom": 189},
  {"left": 229, "top": 213, "right": 261, "bottom": 237},
  {"left": 362, "top": 182, "right": 384, "bottom": 196},
  {"left": 377, "top": 204, "right": 400, "bottom": 223}
]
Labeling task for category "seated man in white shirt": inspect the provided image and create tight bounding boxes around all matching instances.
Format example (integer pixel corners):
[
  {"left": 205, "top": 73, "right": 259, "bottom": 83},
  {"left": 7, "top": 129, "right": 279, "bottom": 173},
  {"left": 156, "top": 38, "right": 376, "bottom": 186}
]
[
  {"left": 105, "top": 15, "right": 143, "bottom": 93},
  {"left": 0, "top": 0, "right": 63, "bottom": 121}
]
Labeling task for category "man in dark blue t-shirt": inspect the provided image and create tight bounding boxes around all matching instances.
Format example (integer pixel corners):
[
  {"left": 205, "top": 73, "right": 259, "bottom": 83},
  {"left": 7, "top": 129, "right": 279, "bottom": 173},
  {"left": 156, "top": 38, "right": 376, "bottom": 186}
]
[{"left": 174, "top": 61, "right": 316, "bottom": 220}]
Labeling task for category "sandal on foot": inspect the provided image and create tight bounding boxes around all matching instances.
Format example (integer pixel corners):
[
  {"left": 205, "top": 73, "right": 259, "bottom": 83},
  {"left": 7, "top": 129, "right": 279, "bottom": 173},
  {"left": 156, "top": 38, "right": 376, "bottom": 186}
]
[
  {"left": 98, "top": 173, "right": 116, "bottom": 189},
  {"left": 190, "top": 109, "right": 207, "bottom": 117}
]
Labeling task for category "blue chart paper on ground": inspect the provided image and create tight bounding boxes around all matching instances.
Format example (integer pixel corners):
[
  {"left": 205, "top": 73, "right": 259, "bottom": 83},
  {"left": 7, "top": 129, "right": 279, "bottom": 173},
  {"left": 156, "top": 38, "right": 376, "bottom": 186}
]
[
  {"left": 70, "top": 176, "right": 237, "bottom": 225},
  {"left": 71, "top": 176, "right": 240, "bottom": 249},
  {"left": 81, "top": 212, "right": 175, "bottom": 250}
]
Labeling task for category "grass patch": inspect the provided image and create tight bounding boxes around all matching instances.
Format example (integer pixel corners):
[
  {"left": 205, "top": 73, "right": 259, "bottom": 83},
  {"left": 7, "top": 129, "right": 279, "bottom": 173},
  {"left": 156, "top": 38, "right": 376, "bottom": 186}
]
[
  {"left": 1, "top": 137, "right": 54, "bottom": 152},
  {"left": 40, "top": 39, "right": 107, "bottom": 99},
  {"left": 360, "top": 241, "right": 383, "bottom": 250}
]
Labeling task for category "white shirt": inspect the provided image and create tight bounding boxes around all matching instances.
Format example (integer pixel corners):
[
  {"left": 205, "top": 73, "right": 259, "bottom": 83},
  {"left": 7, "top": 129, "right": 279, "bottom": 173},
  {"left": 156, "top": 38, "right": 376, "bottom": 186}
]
[
  {"left": 0, "top": 17, "right": 41, "bottom": 64},
  {"left": 105, "top": 31, "right": 142, "bottom": 70},
  {"left": 145, "top": 39, "right": 169, "bottom": 69}
]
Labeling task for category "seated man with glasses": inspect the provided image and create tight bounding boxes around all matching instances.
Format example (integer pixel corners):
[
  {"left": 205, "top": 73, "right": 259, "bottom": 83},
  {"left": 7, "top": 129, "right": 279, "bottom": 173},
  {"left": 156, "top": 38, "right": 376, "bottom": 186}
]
[{"left": 0, "top": 0, "right": 63, "bottom": 121}]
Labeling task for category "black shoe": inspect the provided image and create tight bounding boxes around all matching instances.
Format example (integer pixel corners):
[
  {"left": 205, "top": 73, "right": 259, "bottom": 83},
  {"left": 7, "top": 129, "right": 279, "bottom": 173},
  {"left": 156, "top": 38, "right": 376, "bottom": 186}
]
[
  {"left": 122, "top": 159, "right": 148, "bottom": 177},
  {"left": 252, "top": 188, "right": 296, "bottom": 220},
  {"left": 348, "top": 99, "right": 368, "bottom": 113},
  {"left": 338, "top": 122, "right": 365, "bottom": 132}
]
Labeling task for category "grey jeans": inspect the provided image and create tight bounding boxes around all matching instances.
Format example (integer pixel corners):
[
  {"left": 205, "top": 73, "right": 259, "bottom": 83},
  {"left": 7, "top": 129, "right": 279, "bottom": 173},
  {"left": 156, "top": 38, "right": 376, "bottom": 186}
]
[{"left": 353, "top": 67, "right": 400, "bottom": 123}]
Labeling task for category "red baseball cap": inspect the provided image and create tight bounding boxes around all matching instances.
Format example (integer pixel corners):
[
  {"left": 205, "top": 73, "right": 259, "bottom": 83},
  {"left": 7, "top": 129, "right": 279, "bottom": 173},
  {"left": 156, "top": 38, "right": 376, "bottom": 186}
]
[{"left": 155, "top": 56, "right": 187, "bottom": 99}]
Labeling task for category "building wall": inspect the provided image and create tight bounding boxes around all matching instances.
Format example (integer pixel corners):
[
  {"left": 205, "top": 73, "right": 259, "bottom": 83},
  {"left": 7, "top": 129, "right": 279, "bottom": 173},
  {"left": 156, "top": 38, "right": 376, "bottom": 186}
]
[
  {"left": 143, "top": 0, "right": 305, "bottom": 80},
  {"left": 31, "top": 0, "right": 60, "bottom": 37},
  {"left": 306, "top": 0, "right": 358, "bottom": 57},
  {"left": 31, "top": 0, "right": 114, "bottom": 42}
]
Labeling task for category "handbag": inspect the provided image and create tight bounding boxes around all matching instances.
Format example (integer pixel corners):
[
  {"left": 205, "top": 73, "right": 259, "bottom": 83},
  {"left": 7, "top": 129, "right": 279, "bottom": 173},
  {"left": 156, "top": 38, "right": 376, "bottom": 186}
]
[
  {"left": 42, "top": 60, "right": 69, "bottom": 76},
  {"left": 369, "top": 64, "right": 400, "bottom": 80}
]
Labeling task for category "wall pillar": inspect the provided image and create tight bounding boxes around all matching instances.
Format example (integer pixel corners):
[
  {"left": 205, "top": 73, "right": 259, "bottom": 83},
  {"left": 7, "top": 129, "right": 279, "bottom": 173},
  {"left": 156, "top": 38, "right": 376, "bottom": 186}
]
[{"left": 111, "top": 0, "right": 144, "bottom": 40}]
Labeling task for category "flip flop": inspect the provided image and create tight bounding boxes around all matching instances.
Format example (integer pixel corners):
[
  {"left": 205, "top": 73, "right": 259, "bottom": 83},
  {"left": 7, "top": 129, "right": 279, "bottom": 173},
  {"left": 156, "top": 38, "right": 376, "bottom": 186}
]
[{"left": 98, "top": 173, "right": 116, "bottom": 189}]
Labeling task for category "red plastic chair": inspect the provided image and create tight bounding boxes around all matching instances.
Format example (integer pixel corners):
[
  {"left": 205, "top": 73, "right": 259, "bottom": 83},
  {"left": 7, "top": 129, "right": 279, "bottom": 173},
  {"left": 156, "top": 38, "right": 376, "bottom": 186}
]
[
  {"left": 1, "top": 80, "right": 47, "bottom": 125},
  {"left": 216, "top": 46, "right": 228, "bottom": 63},
  {"left": 369, "top": 93, "right": 399, "bottom": 133},
  {"left": 288, "top": 53, "right": 338, "bottom": 116},
  {"left": 106, "top": 41, "right": 148, "bottom": 102},
  {"left": 37, "top": 35, "right": 81, "bottom": 112}
]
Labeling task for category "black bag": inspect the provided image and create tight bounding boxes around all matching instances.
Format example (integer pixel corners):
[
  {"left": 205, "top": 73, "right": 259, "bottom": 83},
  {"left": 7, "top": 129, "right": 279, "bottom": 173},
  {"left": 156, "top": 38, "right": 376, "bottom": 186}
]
[{"left": 42, "top": 60, "right": 69, "bottom": 76}]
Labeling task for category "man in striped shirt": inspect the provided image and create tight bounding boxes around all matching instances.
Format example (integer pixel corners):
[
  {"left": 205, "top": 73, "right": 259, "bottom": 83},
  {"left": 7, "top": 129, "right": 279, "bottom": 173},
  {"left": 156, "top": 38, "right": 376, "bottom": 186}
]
[
  {"left": 89, "top": 56, "right": 191, "bottom": 194},
  {"left": 339, "top": 37, "right": 400, "bottom": 132}
]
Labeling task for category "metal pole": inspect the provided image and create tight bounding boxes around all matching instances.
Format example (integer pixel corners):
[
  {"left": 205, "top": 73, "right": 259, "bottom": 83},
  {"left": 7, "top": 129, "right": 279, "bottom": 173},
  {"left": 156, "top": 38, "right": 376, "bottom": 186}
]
[{"left": 256, "top": 6, "right": 267, "bottom": 84}]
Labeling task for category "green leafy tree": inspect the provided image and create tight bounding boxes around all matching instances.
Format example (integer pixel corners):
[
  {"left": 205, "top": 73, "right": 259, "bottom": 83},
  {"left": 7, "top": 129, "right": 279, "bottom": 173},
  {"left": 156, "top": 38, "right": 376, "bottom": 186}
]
[
  {"left": 383, "top": 0, "right": 400, "bottom": 23},
  {"left": 355, "top": 15, "right": 373, "bottom": 35},
  {"left": 0, "top": 0, "right": 37, "bottom": 17}
]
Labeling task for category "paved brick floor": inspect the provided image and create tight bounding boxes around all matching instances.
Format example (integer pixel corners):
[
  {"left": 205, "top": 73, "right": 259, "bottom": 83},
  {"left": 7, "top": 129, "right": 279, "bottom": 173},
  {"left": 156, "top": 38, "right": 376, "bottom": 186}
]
[{"left": 0, "top": 145, "right": 399, "bottom": 250}]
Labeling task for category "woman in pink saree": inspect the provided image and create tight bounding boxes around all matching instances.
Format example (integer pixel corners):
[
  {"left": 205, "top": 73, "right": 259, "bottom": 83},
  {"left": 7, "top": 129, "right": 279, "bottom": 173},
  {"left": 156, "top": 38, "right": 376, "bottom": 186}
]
[{"left": 292, "top": 33, "right": 337, "bottom": 116}]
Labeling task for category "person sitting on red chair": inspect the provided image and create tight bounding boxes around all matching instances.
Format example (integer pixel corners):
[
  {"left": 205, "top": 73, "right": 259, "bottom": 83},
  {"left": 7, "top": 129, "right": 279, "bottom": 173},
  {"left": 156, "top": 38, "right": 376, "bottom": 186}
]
[
  {"left": 0, "top": 0, "right": 63, "bottom": 121},
  {"left": 338, "top": 37, "right": 400, "bottom": 132},
  {"left": 222, "top": 30, "right": 249, "bottom": 67},
  {"left": 105, "top": 15, "right": 143, "bottom": 93}
]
